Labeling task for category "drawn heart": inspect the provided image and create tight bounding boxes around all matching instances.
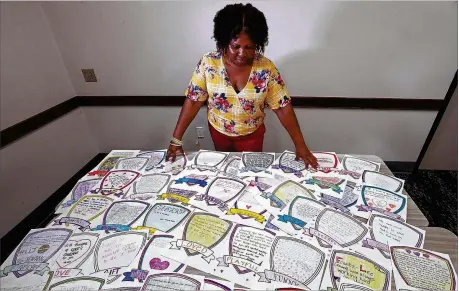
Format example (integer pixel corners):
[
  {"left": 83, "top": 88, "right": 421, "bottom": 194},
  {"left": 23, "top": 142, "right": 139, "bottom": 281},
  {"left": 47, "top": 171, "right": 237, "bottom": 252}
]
[
  {"left": 246, "top": 205, "right": 252, "bottom": 209},
  {"left": 423, "top": 254, "right": 430, "bottom": 258},
  {"left": 388, "top": 204, "right": 396, "bottom": 208},
  {"left": 414, "top": 252, "right": 420, "bottom": 257},
  {"left": 406, "top": 250, "right": 411, "bottom": 254},
  {"left": 149, "top": 258, "right": 170, "bottom": 270}
]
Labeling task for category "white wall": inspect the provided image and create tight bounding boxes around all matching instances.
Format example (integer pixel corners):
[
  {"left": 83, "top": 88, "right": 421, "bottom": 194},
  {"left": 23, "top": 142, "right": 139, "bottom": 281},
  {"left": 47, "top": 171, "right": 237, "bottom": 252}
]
[
  {"left": 42, "top": 1, "right": 457, "bottom": 99},
  {"left": 0, "top": 2, "right": 75, "bottom": 129},
  {"left": 0, "top": 2, "right": 99, "bottom": 238},
  {"left": 0, "top": 109, "right": 99, "bottom": 238},
  {"left": 83, "top": 106, "right": 436, "bottom": 161},
  {"left": 420, "top": 88, "right": 458, "bottom": 170}
]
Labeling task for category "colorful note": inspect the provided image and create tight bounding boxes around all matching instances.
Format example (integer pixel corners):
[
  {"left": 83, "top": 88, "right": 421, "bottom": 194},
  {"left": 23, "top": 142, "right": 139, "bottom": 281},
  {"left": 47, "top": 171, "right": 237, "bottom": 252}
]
[
  {"left": 0, "top": 228, "right": 72, "bottom": 288},
  {"left": 391, "top": 246, "right": 457, "bottom": 291},
  {"left": 352, "top": 185, "right": 407, "bottom": 221},
  {"left": 53, "top": 232, "right": 99, "bottom": 272},
  {"left": 255, "top": 180, "right": 316, "bottom": 215},
  {"left": 322, "top": 247, "right": 391, "bottom": 290},
  {"left": 270, "top": 151, "right": 307, "bottom": 180}
]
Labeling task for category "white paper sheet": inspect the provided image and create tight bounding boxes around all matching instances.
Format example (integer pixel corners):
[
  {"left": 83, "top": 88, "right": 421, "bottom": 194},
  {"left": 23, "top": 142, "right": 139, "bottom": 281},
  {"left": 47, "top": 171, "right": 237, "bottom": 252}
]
[
  {"left": 340, "top": 155, "right": 381, "bottom": 173},
  {"left": 350, "top": 185, "right": 408, "bottom": 222},
  {"left": 390, "top": 246, "right": 457, "bottom": 291},
  {"left": 0, "top": 228, "right": 73, "bottom": 288},
  {"left": 238, "top": 152, "right": 275, "bottom": 177},
  {"left": 321, "top": 246, "right": 392, "bottom": 290}
]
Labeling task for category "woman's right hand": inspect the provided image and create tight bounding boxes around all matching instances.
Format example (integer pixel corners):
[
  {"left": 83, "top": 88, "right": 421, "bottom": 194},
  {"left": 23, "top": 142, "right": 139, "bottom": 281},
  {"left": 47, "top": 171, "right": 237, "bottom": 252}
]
[{"left": 166, "top": 144, "right": 185, "bottom": 162}]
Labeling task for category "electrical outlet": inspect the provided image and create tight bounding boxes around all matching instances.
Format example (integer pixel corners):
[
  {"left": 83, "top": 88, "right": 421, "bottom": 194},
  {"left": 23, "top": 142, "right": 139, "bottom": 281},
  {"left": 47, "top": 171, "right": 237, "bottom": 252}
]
[
  {"left": 82, "top": 69, "right": 97, "bottom": 82},
  {"left": 196, "top": 126, "right": 204, "bottom": 139}
]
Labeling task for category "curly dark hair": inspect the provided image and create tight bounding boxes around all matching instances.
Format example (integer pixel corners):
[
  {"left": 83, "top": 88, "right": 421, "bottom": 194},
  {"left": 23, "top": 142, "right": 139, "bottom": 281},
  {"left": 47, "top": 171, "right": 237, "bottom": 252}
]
[{"left": 213, "top": 3, "right": 269, "bottom": 54}]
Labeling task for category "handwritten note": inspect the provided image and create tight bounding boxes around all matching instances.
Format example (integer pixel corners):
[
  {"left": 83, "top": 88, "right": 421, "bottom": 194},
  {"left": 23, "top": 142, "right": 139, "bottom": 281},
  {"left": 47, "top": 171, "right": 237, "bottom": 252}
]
[
  {"left": 141, "top": 273, "right": 203, "bottom": 291},
  {"left": 341, "top": 155, "right": 380, "bottom": 172},
  {"left": 182, "top": 213, "right": 232, "bottom": 256},
  {"left": 67, "top": 196, "right": 113, "bottom": 222},
  {"left": 143, "top": 203, "right": 191, "bottom": 233},
  {"left": 365, "top": 214, "right": 424, "bottom": 258},
  {"left": 259, "top": 236, "right": 325, "bottom": 290},
  {"left": 137, "top": 234, "right": 185, "bottom": 274},
  {"left": 104, "top": 201, "right": 149, "bottom": 226},
  {"left": 137, "top": 150, "right": 166, "bottom": 171},
  {"left": 55, "top": 232, "right": 99, "bottom": 269},
  {"left": 391, "top": 246, "right": 457, "bottom": 291},
  {"left": 303, "top": 209, "right": 367, "bottom": 248},
  {"left": 47, "top": 276, "right": 105, "bottom": 290},
  {"left": 227, "top": 225, "right": 274, "bottom": 274},
  {"left": 328, "top": 248, "right": 391, "bottom": 290},
  {"left": 115, "top": 157, "right": 149, "bottom": 171},
  {"left": 94, "top": 231, "right": 147, "bottom": 272},
  {"left": 362, "top": 170, "right": 404, "bottom": 193}
]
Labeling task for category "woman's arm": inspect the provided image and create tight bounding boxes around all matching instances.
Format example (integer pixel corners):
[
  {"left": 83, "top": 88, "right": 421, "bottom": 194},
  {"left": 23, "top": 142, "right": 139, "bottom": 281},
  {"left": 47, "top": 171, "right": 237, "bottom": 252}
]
[
  {"left": 273, "top": 103, "right": 318, "bottom": 168},
  {"left": 166, "top": 98, "right": 205, "bottom": 162}
]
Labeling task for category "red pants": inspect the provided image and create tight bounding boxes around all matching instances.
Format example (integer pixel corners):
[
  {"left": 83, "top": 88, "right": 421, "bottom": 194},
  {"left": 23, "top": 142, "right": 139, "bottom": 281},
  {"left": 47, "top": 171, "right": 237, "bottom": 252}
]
[{"left": 209, "top": 122, "right": 265, "bottom": 152}]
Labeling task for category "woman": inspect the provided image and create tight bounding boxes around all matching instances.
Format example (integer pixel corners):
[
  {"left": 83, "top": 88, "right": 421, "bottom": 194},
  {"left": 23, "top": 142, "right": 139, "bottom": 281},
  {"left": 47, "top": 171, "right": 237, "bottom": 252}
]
[{"left": 166, "top": 3, "right": 318, "bottom": 168}]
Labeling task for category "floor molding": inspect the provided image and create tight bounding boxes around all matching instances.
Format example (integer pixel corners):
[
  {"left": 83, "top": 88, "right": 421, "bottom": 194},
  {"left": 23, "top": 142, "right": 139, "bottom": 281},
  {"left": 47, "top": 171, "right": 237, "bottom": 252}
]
[{"left": 0, "top": 153, "right": 107, "bottom": 264}]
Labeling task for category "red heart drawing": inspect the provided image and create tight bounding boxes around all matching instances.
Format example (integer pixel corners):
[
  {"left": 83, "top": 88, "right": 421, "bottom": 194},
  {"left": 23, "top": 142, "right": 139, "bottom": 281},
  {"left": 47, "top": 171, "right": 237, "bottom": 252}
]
[
  {"left": 149, "top": 258, "right": 170, "bottom": 270},
  {"left": 389, "top": 204, "right": 396, "bottom": 208}
]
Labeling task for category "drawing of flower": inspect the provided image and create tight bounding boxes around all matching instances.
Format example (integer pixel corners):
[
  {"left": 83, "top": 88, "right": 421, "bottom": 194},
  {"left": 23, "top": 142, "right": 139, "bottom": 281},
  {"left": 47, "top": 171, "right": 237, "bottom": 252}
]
[
  {"left": 249, "top": 69, "right": 269, "bottom": 93},
  {"left": 212, "top": 93, "right": 232, "bottom": 113},
  {"left": 206, "top": 51, "right": 222, "bottom": 59},
  {"left": 224, "top": 120, "right": 237, "bottom": 134},
  {"left": 205, "top": 65, "right": 217, "bottom": 79},
  {"left": 244, "top": 117, "right": 262, "bottom": 127},
  {"left": 186, "top": 83, "right": 206, "bottom": 101},
  {"left": 278, "top": 95, "right": 290, "bottom": 107},
  {"left": 221, "top": 68, "right": 232, "bottom": 87},
  {"left": 238, "top": 97, "right": 256, "bottom": 114},
  {"left": 274, "top": 73, "right": 285, "bottom": 87}
]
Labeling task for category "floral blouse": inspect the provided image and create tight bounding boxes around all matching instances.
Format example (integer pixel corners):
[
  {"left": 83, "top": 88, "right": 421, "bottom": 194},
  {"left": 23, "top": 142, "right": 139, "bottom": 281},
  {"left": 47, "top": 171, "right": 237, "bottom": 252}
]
[{"left": 185, "top": 51, "right": 291, "bottom": 136}]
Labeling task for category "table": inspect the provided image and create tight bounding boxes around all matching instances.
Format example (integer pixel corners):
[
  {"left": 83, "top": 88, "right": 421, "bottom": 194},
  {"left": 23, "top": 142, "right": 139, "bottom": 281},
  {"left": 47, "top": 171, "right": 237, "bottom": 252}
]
[{"left": 183, "top": 227, "right": 458, "bottom": 290}]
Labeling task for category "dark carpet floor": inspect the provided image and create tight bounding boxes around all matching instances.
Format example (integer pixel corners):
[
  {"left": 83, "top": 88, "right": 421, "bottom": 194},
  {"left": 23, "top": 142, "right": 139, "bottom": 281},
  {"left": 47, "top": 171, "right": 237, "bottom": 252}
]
[{"left": 394, "top": 170, "right": 458, "bottom": 235}]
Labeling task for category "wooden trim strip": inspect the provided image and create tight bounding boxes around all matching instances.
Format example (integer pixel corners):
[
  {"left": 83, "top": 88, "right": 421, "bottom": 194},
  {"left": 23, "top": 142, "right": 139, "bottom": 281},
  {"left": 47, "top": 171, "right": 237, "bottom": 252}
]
[
  {"left": 0, "top": 98, "right": 79, "bottom": 148},
  {"left": 76, "top": 95, "right": 443, "bottom": 110},
  {"left": 0, "top": 95, "right": 445, "bottom": 149}
]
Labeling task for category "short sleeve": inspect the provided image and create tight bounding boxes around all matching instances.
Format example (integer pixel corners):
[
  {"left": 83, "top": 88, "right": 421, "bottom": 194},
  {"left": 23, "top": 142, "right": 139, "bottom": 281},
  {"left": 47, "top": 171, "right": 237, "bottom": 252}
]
[
  {"left": 265, "top": 65, "right": 291, "bottom": 110},
  {"left": 185, "top": 57, "right": 209, "bottom": 102}
]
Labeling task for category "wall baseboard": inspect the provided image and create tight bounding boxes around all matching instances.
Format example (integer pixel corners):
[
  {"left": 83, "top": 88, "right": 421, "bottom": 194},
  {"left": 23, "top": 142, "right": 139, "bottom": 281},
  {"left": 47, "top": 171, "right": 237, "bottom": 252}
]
[
  {"left": 1, "top": 95, "right": 443, "bottom": 149},
  {"left": 0, "top": 153, "right": 107, "bottom": 264}
]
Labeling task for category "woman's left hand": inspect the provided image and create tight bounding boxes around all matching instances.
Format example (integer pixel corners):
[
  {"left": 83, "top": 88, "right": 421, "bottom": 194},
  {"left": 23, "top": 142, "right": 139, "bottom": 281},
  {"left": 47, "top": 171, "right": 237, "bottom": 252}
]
[{"left": 296, "top": 145, "right": 318, "bottom": 169}]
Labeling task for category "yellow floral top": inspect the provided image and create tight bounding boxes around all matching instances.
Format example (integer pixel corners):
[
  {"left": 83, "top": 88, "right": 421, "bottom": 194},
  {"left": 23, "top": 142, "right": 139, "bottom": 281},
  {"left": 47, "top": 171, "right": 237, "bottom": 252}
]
[{"left": 185, "top": 51, "right": 291, "bottom": 136}]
